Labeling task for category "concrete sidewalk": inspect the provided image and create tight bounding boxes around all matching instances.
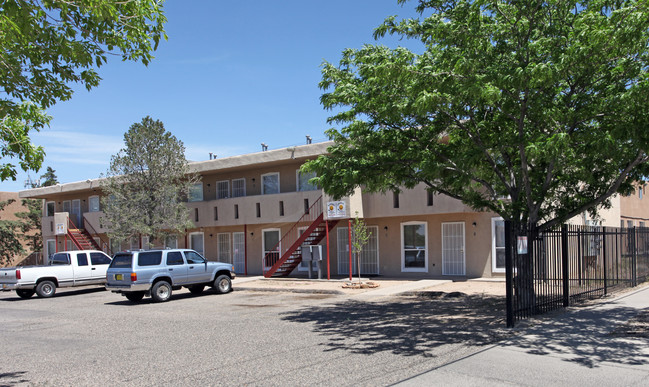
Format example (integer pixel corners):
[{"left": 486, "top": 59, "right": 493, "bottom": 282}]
[{"left": 396, "top": 285, "right": 649, "bottom": 386}]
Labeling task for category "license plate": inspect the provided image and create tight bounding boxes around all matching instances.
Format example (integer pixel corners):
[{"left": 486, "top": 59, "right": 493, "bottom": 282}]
[{"left": 115, "top": 274, "right": 123, "bottom": 281}]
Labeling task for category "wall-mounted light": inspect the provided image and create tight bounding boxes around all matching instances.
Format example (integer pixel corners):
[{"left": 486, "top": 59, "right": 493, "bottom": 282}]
[
  {"left": 472, "top": 222, "right": 477, "bottom": 227},
  {"left": 384, "top": 226, "right": 388, "bottom": 230},
  {"left": 209, "top": 234, "right": 213, "bottom": 238},
  {"left": 250, "top": 232, "right": 254, "bottom": 236}
]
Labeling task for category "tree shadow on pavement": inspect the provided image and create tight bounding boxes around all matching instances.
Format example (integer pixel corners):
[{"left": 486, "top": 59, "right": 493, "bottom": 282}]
[
  {"left": 505, "top": 303, "right": 649, "bottom": 368},
  {"left": 281, "top": 293, "right": 509, "bottom": 358}
]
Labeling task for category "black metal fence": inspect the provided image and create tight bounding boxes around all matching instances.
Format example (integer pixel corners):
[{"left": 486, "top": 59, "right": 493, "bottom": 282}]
[{"left": 505, "top": 222, "right": 649, "bottom": 327}]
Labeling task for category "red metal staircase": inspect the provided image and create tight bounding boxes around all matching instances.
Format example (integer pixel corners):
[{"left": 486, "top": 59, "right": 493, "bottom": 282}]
[
  {"left": 263, "top": 196, "right": 339, "bottom": 278},
  {"left": 68, "top": 218, "right": 102, "bottom": 251}
]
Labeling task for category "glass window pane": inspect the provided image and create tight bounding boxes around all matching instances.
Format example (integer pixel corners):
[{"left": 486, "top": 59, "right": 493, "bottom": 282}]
[
  {"left": 77, "top": 253, "right": 88, "bottom": 266},
  {"left": 217, "top": 181, "right": 229, "bottom": 199},
  {"left": 232, "top": 178, "right": 245, "bottom": 197},
  {"left": 404, "top": 250, "right": 425, "bottom": 268},
  {"left": 262, "top": 174, "right": 279, "bottom": 195},
  {"left": 404, "top": 224, "right": 425, "bottom": 249},
  {"left": 495, "top": 220, "right": 505, "bottom": 247},
  {"left": 189, "top": 183, "right": 203, "bottom": 202},
  {"left": 89, "top": 196, "right": 100, "bottom": 212},
  {"left": 297, "top": 170, "right": 317, "bottom": 191}
]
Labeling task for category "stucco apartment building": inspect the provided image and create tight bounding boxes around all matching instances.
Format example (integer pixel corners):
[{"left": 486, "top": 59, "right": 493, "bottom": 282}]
[{"left": 18, "top": 141, "right": 649, "bottom": 279}]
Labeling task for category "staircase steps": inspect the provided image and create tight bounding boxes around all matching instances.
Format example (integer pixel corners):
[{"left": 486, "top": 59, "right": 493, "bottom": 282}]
[{"left": 68, "top": 228, "right": 102, "bottom": 251}]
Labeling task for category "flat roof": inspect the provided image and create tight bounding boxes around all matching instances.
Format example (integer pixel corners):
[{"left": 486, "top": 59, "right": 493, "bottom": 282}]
[{"left": 19, "top": 141, "right": 332, "bottom": 199}]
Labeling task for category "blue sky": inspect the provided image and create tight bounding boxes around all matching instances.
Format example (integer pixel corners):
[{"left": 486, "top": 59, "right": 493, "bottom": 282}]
[{"left": 3, "top": 0, "right": 422, "bottom": 192}]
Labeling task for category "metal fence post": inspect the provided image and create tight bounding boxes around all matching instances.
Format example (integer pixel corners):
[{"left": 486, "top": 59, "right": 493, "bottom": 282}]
[
  {"left": 603, "top": 226, "right": 607, "bottom": 296},
  {"left": 633, "top": 227, "right": 638, "bottom": 287},
  {"left": 561, "top": 224, "right": 570, "bottom": 307},
  {"left": 505, "top": 220, "right": 514, "bottom": 328}
]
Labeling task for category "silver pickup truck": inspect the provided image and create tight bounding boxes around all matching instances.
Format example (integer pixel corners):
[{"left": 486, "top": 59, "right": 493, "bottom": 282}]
[{"left": 105, "top": 249, "right": 235, "bottom": 302}]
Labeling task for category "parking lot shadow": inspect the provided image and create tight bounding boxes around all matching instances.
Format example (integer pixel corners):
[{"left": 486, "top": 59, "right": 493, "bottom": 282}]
[{"left": 281, "top": 293, "right": 509, "bottom": 358}]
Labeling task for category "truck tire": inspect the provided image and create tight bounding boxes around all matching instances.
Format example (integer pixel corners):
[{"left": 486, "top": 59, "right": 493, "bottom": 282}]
[
  {"left": 188, "top": 285, "right": 204, "bottom": 295},
  {"left": 36, "top": 280, "right": 56, "bottom": 298},
  {"left": 214, "top": 275, "right": 232, "bottom": 294},
  {"left": 16, "top": 289, "right": 35, "bottom": 299},
  {"left": 125, "top": 292, "right": 145, "bottom": 302},
  {"left": 151, "top": 281, "right": 172, "bottom": 302}
]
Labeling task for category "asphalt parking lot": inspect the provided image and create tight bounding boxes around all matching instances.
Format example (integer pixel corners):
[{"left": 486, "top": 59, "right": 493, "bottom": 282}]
[{"left": 0, "top": 284, "right": 508, "bottom": 386}]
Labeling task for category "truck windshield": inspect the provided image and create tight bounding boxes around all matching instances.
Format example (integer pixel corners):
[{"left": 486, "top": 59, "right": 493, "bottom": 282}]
[{"left": 110, "top": 254, "right": 133, "bottom": 268}]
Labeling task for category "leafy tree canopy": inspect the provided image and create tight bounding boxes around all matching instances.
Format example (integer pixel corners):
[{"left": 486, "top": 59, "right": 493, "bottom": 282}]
[
  {"left": 0, "top": 199, "right": 24, "bottom": 265},
  {"left": 101, "top": 116, "right": 198, "bottom": 244},
  {"left": 0, "top": 0, "right": 167, "bottom": 181},
  {"left": 305, "top": 0, "right": 649, "bottom": 231}
]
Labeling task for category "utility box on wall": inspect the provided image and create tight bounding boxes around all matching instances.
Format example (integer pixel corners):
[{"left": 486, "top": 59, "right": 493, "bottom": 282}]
[{"left": 54, "top": 212, "right": 69, "bottom": 236}]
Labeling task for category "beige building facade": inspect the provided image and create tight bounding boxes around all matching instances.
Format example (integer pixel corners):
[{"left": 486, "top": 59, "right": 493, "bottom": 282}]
[{"left": 19, "top": 142, "right": 646, "bottom": 279}]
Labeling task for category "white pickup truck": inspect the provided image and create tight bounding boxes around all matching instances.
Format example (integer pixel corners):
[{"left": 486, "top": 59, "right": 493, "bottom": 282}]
[{"left": 0, "top": 250, "right": 112, "bottom": 299}]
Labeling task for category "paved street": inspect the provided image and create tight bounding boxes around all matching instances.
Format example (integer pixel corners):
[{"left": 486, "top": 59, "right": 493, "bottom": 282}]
[
  {"left": 0, "top": 284, "right": 507, "bottom": 386},
  {"left": 3, "top": 282, "right": 649, "bottom": 386}
]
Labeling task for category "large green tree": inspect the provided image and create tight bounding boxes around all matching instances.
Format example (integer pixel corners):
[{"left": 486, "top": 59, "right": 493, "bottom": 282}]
[
  {"left": 0, "top": 0, "right": 167, "bottom": 181},
  {"left": 305, "top": 0, "right": 649, "bottom": 233},
  {"left": 101, "top": 116, "right": 198, "bottom": 246},
  {"left": 0, "top": 199, "right": 23, "bottom": 265}
]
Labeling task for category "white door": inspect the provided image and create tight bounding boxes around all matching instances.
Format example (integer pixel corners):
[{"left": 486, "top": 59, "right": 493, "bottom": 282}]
[
  {"left": 298, "top": 227, "right": 317, "bottom": 272},
  {"left": 71, "top": 199, "right": 81, "bottom": 228},
  {"left": 217, "top": 233, "right": 232, "bottom": 263},
  {"left": 233, "top": 232, "right": 245, "bottom": 273},
  {"left": 189, "top": 232, "right": 204, "bottom": 255},
  {"left": 442, "top": 222, "right": 466, "bottom": 276},
  {"left": 262, "top": 229, "right": 280, "bottom": 270},
  {"left": 337, "top": 226, "right": 379, "bottom": 275}
]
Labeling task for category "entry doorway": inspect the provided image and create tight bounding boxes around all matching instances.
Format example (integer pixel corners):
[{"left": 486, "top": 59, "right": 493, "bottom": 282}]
[{"left": 442, "top": 222, "right": 466, "bottom": 275}]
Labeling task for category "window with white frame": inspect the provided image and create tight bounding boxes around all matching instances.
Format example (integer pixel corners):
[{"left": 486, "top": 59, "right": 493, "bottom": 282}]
[
  {"left": 262, "top": 173, "right": 280, "bottom": 195},
  {"left": 296, "top": 170, "right": 317, "bottom": 191},
  {"left": 401, "top": 222, "right": 428, "bottom": 272},
  {"left": 89, "top": 196, "right": 100, "bottom": 212},
  {"left": 109, "top": 238, "right": 121, "bottom": 254},
  {"left": 46, "top": 239, "right": 56, "bottom": 258},
  {"left": 262, "top": 229, "right": 280, "bottom": 269},
  {"left": 232, "top": 178, "right": 246, "bottom": 197},
  {"left": 491, "top": 218, "right": 505, "bottom": 273},
  {"left": 189, "top": 182, "right": 203, "bottom": 202},
  {"left": 216, "top": 180, "right": 230, "bottom": 199}
]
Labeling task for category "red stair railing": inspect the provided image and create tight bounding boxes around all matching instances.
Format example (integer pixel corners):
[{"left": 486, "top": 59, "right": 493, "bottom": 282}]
[
  {"left": 83, "top": 214, "right": 111, "bottom": 255},
  {"left": 263, "top": 196, "right": 323, "bottom": 277}
]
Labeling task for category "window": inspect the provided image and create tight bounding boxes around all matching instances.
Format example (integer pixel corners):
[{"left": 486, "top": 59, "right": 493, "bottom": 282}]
[
  {"left": 185, "top": 250, "right": 205, "bottom": 264},
  {"left": 189, "top": 182, "right": 203, "bottom": 202},
  {"left": 138, "top": 251, "right": 162, "bottom": 266},
  {"left": 262, "top": 173, "right": 279, "bottom": 194},
  {"left": 141, "top": 236, "right": 150, "bottom": 250},
  {"left": 109, "top": 253, "right": 132, "bottom": 268},
  {"left": 401, "top": 222, "right": 427, "bottom": 271},
  {"left": 427, "top": 191, "right": 434, "bottom": 206},
  {"left": 50, "top": 253, "right": 70, "bottom": 265},
  {"left": 166, "top": 251, "right": 184, "bottom": 266},
  {"left": 256, "top": 203, "right": 261, "bottom": 218},
  {"left": 393, "top": 192, "right": 400, "bottom": 208},
  {"left": 46, "top": 202, "right": 55, "bottom": 217},
  {"left": 89, "top": 196, "right": 100, "bottom": 212},
  {"left": 640, "top": 186, "right": 644, "bottom": 199},
  {"left": 491, "top": 218, "right": 506, "bottom": 273},
  {"left": 217, "top": 233, "right": 231, "bottom": 263},
  {"left": 46, "top": 239, "right": 56, "bottom": 258},
  {"left": 109, "top": 238, "right": 122, "bottom": 254},
  {"left": 216, "top": 180, "right": 230, "bottom": 199},
  {"left": 234, "top": 204, "right": 239, "bottom": 219},
  {"left": 189, "top": 232, "right": 204, "bottom": 255},
  {"left": 165, "top": 236, "right": 177, "bottom": 249},
  {"left": 304, "top": 199, "right": 310, "bottom": 214},
  {"left": 77, "top": 253, "right": 88, "bottom": 266},
  {"left": 296, "top": 170, "right": 317, "bottom": 191},
  {"left": 214, "top": 207, "right": 218, "bottom": 221},
  {"left": 130, "top": 236, "right": 139, "bottom": 250},
  {"left": 90, "top": 252, "right": 111, "bottom": 265},
  {"left": 232, "top": 178, "right": 246, "bottom": 197},
  {"left": 628, "top": 220, "right": 634, "bottom": 228},
  {"left": 194, "top": 208, "right": 199, "bottom": 222},
  {"left": 279, "top": 201, "right": 284, "bottom": 216}
]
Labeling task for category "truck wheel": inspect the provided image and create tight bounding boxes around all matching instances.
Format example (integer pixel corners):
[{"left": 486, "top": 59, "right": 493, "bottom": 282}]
[
  {"left": 125, "top": 292, "right": 145, "bottom": 302},
  {"left": 151, "top": 281, "right": 172, "bottom": 302},
  {"left": 16, "top": 289, "right": 35, "bottom": 299},
  {"left": 36, "top": 280, "right": 56, "bottom": 298},
  {"left": 214, "top": 275, "right": 232, "bottom": 294},
  {"left": 188, "top": 285, "right": 204, "bottom": 295}
]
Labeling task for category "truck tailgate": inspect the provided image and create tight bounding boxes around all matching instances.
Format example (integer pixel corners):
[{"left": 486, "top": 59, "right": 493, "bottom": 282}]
[{"left": 0, "top": 268, "right": 18, "bottom": 289}]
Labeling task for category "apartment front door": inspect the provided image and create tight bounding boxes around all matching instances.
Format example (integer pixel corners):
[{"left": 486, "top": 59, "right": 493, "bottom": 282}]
[{"left": 442, "top": 222, "right": 466, "bottom": 276}]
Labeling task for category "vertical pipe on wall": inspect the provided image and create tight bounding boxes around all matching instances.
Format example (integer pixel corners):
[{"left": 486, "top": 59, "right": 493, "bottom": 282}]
[
  {"left": 326, "top": 220, "right": 330, "bottom": 280},
  {"left": 244, "top": 224, "right": 248, "bottom": 276},
  {"left": 348, "top": 219, "right": 352, "bottom": 281}
]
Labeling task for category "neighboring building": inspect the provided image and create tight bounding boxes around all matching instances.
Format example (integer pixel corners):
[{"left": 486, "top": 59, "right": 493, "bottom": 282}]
[
  {"left": 18, "top": 142, "right": 647, "bottom": 279},
  {"left": 0, "top": 192, "right": 39, "bottom": 267}
]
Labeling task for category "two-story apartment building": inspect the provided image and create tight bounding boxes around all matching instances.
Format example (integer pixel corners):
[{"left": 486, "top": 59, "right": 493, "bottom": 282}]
[{"left": 19, "top": 141, "right": 647, "bottom": 279}]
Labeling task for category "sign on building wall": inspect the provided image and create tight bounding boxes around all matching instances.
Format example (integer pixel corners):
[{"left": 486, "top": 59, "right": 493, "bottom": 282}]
[{"left": 327, "top": 201, "right": 346, "bottom": 218}]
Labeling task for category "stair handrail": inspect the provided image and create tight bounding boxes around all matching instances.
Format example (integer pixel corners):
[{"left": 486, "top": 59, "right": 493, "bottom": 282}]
[
  {"left": 67, "top": 217, "right": 84, "bottom": 250},
  {"left": 83, "top": 214, "right": 111, "bottom": 255},
  {"left": 263, "top": 195, "right": 323, "bottom": 276}
]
